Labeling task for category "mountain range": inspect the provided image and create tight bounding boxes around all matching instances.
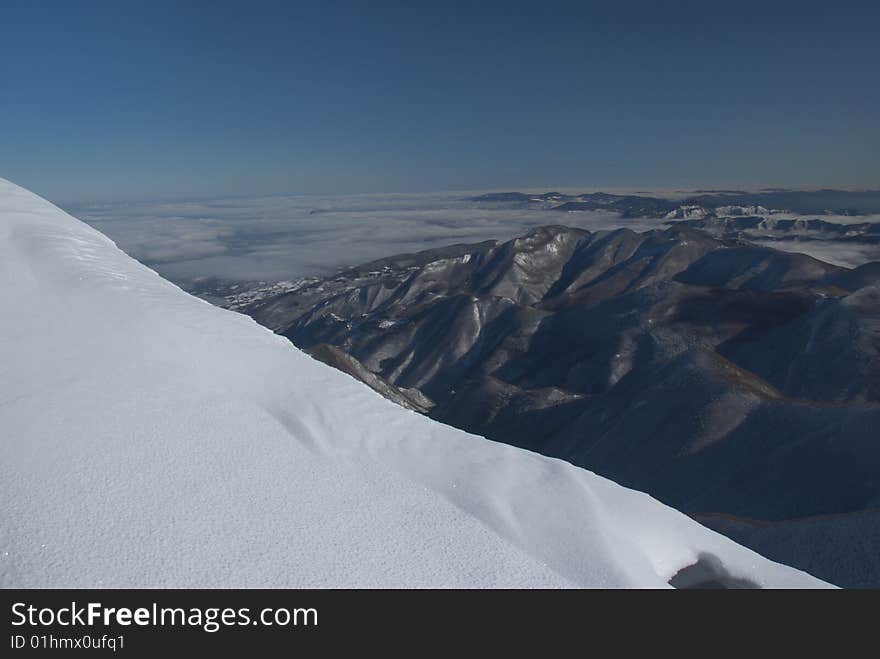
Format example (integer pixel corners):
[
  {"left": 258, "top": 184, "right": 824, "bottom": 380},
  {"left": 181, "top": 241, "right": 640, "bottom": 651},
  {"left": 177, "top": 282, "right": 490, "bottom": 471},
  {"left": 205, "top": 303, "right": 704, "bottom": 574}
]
[
  {"left": 3, "top": 178, "right": 829, "bottom": 588},
  {"left": 468, "top": 188, "right": 880, "bottom": 217},
  {"left": 244, "top": 222, "right": 880, "bottom": 587},
  {"left": 668, "top": 215, "right": 880, "bottom": 246}
]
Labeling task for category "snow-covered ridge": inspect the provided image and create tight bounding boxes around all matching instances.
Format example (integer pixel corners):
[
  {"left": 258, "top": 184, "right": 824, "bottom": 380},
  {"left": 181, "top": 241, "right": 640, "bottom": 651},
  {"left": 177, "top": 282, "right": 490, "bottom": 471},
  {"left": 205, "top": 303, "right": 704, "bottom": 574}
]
[{"left": 0, "top": 178, "right": 829, "bottom": 587}]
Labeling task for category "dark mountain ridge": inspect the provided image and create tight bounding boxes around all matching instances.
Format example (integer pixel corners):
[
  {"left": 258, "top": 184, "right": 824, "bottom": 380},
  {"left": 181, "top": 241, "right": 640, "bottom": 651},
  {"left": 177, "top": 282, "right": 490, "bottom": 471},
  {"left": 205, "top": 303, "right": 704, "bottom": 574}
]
[{"left": 244, "top": 224, "right": 880, "bottom": 586}]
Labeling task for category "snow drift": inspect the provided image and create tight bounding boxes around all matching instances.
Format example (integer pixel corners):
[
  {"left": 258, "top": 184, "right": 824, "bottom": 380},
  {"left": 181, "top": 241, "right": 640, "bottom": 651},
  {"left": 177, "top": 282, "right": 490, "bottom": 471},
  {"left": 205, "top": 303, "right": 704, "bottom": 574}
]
[{"left": 0, "top": 178, "right": 829, "bottom": 587}]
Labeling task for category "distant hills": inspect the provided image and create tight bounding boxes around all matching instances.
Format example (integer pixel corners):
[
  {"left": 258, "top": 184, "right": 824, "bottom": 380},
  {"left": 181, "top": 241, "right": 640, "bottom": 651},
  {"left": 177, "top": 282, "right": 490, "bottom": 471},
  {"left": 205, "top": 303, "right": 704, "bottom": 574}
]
[
  {"left": 467, "top": 189, "right": 880, "bottom": 217},
  {"left": 669, "top": 215, "right": 880, "bottom": 245}
]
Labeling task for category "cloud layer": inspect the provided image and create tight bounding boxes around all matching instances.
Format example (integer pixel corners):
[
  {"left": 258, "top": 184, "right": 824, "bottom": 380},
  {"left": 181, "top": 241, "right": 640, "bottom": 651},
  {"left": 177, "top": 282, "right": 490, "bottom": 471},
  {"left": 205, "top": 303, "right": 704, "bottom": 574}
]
[
  {"left": 67, "top": 193, "right": 663, "bottom": 283},
  {"left": 66, "top": 192, "right": 880, "bottom": 285}
]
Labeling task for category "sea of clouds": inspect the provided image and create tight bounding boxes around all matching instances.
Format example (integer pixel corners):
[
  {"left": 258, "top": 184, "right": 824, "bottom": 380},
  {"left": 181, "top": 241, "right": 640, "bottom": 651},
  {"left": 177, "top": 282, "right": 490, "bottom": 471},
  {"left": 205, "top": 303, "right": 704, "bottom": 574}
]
[
  {"left": 65, "top": 192, "right": 663, "bottom": 284},
  {"left": 65, "top": 191, "right": 880, "bottom": 287}
]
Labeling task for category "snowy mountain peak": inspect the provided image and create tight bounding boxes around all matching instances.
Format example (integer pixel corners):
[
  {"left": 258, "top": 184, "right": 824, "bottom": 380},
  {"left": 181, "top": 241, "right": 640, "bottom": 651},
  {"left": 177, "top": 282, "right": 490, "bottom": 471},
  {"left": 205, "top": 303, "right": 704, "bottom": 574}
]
[{"left": 0, "top": 178, "right": 829, "bottom": 587}]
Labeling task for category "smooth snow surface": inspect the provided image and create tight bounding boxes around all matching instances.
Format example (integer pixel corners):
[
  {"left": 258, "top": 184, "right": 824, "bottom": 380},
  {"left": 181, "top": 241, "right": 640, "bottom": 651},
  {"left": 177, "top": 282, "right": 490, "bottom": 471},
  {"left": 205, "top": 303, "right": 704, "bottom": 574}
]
[{"left": 0, "top": 179, "right": 830, "bottom": 588}]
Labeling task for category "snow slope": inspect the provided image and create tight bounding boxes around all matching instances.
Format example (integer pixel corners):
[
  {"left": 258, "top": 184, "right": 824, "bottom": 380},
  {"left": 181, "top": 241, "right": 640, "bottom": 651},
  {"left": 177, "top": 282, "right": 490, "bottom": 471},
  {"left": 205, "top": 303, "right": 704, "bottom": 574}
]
[{"left": 0, "top": 179, "right": 829, "bottom": 587}]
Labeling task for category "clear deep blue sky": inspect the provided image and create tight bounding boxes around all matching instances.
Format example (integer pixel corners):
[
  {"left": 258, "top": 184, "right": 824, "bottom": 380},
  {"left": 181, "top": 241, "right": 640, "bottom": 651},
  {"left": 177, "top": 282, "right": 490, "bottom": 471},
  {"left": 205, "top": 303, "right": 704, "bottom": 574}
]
[{"left": 1, "top": 0, "right": 878, "bottom": 202}]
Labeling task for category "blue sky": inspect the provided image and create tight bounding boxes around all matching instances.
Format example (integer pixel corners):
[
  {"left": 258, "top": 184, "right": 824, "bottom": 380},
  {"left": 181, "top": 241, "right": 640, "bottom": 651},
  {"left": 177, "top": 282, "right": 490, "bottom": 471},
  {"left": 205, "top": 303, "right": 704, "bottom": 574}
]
[{"left": 1, "top": 0, "right": 878, "bottom": 203}]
